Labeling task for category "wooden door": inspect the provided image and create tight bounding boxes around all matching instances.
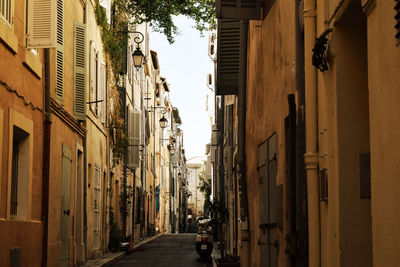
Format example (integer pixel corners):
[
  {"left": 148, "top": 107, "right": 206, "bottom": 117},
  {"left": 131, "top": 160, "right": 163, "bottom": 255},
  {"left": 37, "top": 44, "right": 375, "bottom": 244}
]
[
  {"left": 258, "top": 133, "right": 279, "bottom": 267},
  {"left": 61, "top": 144, "right": 72, "bottom": 267}
]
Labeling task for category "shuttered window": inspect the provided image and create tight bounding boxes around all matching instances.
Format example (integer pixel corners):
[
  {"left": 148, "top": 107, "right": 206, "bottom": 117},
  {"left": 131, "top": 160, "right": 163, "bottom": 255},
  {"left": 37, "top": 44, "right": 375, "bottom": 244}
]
[
  {"left": 27, "top": 0, "right": 57, "bottom": 48},
  {"left": 395, "top": 0, "right": 400, "bottom": 42},
  {"left": 55, "top": 0, "right": 64, "bottom": 103},
  {"left": 99, "top": 0, "right": 111, "bottom": 24},
  {"left": 89, "top": 42, "right": 96, "bottom": 112},
  {"left": 128, "top": 45, "right": 132, "bottom": 85},
  {"left": 73, "top": 22, "right": 87, "bottom": 121},
  {"left": 93, "top": 164, "right": 101, "bottom": 250},
  {"left": 216, "top": 19, "right": 240, "bottom": 95},
  {"left": 0, "top": 0, "right": 13, "bottom": 27},
  {"left": 100, "top": 62, "right": 106, "bottom": 123},
  {"left": 127, "top": 110, "right": 140, "bottom": 169},
  {"left": 216, "top": 0, "right": 262, "bottom": 20}
]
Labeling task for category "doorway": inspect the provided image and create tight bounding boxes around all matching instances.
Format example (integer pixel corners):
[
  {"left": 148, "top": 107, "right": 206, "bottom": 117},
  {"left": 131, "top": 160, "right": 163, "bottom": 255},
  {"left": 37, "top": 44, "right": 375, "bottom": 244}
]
[{"left": 335, "top": 1, "right": 372, "bottom": 266}]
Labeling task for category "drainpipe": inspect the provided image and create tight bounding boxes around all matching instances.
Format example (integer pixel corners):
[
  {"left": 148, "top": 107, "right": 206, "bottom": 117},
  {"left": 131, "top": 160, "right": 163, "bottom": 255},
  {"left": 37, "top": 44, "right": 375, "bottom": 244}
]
[
  {"left": 304, "top": 0, "right": 321, "bottom": 266},
  {"left": 42, "top": 48, "right": 51, "bottom": 267}
]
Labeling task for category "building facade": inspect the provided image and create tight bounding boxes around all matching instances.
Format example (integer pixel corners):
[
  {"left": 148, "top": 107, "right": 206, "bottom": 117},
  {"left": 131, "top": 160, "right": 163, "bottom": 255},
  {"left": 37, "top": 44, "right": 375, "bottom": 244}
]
[{"left": 213, "top": 0, "right": 400, "bottom": 266}]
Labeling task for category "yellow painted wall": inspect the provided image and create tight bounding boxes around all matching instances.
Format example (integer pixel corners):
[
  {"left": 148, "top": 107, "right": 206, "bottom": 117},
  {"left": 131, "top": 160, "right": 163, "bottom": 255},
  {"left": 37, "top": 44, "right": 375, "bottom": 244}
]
[
  {"left": 245, "top": 0, "right": 296, "bottom": 265},
  {"left": 367, "top": 1, "right": 400, "bottom": 266}
]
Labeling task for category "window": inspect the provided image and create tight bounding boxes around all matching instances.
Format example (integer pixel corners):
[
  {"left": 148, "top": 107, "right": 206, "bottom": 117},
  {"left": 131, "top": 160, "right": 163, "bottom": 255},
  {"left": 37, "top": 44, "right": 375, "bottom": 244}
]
[
  {"left": 89, "top": 42, "right": 97, "bottom": 113},
  {"left": 0, "top": 0, "right": 14, "bottom": 28},
  {"left": 93, "top": 164, "right": 101, "bottom": 250},
  {"left": 10, "top": 126, "right": 30, "bottom": 219},
  {"left": 89, "top": 42, "right": 106, "bottom": 121}
]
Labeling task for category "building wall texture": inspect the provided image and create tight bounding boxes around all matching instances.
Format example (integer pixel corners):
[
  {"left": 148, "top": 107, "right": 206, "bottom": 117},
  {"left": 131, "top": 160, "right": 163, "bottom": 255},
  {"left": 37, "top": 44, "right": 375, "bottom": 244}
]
[
  {"left": 245, "top": 0, "right": 296, "bottom": 265},
  {"left": 0, "top": 0, "right": 44, "bottom": 266}
]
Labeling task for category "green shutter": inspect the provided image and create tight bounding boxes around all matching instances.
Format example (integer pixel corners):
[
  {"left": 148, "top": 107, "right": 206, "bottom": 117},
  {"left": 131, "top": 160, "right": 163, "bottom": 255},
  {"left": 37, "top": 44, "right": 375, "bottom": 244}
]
[
  {"left": 216, "top": 19, "right": 240, "bottom": 95},
  {"left": 55, "top": 0, "right": 64, "bottom": 104},
  {"left": 216, "top": 0, "right": 262, "bottom": 20},
  {"left": 73, "top": 22, "right": 87, "bottom": 121}
]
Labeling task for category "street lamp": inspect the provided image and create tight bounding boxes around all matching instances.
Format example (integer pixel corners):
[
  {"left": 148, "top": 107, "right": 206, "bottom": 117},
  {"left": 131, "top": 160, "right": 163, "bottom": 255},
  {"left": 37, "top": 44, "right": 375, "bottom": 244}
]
[
  {"left": 159, "top": 115, "right": 168, "bottom": 129},
  {"left": 132, "top": 47, "right": 144, "bottom": 69},
  {"left": 118, "top": 29, "right": 145, "bottom": 69},
  {"left": 148, "top": 106, "right": 169, "bottom": 129}
]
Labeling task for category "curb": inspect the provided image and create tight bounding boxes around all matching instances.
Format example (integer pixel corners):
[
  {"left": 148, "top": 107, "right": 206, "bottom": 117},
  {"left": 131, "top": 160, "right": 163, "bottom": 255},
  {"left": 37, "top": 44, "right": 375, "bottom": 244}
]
[{"left": 99, "top": 233, "right": 164, "bottom": 267}]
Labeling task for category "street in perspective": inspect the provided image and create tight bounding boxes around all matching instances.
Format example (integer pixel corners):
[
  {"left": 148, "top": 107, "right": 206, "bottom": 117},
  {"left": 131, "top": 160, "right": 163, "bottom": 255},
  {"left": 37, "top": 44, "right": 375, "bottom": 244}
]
[
  {"left": 104, "top": 234, "right": 212, "bottom": 267},
  {"left": 1, "top": 0, "right": 400, "bottom": 267}
]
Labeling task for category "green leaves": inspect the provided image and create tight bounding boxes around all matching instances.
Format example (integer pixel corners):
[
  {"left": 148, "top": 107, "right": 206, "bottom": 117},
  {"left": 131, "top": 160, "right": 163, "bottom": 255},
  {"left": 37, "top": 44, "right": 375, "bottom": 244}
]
[{"left": 126, "top": 0, "right": 215, "bottom": 43}]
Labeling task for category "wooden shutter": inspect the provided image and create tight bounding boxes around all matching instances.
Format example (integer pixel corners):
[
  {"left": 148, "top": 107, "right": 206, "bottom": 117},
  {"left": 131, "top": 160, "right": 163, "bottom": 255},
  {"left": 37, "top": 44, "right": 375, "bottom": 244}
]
[
  {"left": 27, "top": 0, "right": 57, "bottom": 48},
  {"left": 128, "top": 45, "right": 132, "bottom": 84},
  {"left": 89, "top": 42, "right": 96, "bottom": 112},
  {"left": 73, "top": 22, "right": 87, "bottom": 121},
  {"left": 133, "top": 111, "right": 140, "bottom": 167},
  {"left": 0, "top": 0, "right": 13, "bottom": 27},
  {"left": 127, "top": 109, "right": 133, "bottom": 167},
  {"left": 55, "top": 0, "right": 64, "bottom": 103},
  {"left": 216, "top": 0, "right": 261, "bottom": 20},
  {"left": 100, "top": 62, "right": 106, "bottom": 123},
  {"left": 216, "top": 19, "right": 240, "bottom": 95},
  {"left": 127, "top": 110, "right": 140, "bottom": 168}
]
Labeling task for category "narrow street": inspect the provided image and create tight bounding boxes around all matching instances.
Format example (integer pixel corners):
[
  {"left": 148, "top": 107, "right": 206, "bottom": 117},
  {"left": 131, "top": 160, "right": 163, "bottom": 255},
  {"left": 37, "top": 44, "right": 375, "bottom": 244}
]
[{"left": 105, "top": 234, "right": 212, "bottom": 267}]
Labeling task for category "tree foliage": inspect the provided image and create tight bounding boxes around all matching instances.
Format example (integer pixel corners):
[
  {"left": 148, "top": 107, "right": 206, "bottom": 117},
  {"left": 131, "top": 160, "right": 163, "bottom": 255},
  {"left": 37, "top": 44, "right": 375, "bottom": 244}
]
[
  {"left": 124, "top": 0, "right": 215, "bottom": 43},
  {"left": 198, "top": 170, "right": 212, "bottom": 214}
]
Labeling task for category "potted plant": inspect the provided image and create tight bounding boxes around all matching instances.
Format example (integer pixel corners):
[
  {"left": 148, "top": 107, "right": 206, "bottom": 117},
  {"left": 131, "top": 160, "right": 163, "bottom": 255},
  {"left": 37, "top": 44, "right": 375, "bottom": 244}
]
[
  {"left": 209, "top": 197, "right": 240, "bottom": 267},
  {"left": 109, "top": 222, "right": 122, "bottom": 252}
]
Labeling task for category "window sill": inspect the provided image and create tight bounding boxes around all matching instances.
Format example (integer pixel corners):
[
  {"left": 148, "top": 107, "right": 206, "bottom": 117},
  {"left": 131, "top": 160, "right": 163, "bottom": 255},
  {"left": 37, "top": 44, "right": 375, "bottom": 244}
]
[
  {"left": 23, "top": 50, "right": 42, "bottom": 79},
  {"left": 0, "top": 22, "right": 18, "bottom": 54}
]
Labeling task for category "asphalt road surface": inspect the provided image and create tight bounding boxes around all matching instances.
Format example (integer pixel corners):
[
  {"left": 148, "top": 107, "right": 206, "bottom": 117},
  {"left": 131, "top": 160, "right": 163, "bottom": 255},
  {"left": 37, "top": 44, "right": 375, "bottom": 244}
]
[{"left": 105, "top": 234, "right": 212, "bottom": 267}]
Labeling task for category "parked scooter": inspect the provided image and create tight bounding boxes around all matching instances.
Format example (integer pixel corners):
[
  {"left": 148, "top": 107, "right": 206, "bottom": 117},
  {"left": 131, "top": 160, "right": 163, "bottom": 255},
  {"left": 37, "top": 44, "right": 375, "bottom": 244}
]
[{"left": 195, "top": 218, "right": 213, "bottom": 260}]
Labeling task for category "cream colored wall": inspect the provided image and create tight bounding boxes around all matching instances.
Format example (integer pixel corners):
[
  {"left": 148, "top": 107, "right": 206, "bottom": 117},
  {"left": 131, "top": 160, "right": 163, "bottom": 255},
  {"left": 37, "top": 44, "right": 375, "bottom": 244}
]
[
  {"left": 316, "top": 1, "right": 373, "bottom": 267},
  {"left": 85, "top": 0, "right": 110, "bottom": 258},
  {"left": 367, "top": 1, "right": 400, "bottom": 266},
  {"left": 47, "top": 117, "right": 82, "bottom": 267}
]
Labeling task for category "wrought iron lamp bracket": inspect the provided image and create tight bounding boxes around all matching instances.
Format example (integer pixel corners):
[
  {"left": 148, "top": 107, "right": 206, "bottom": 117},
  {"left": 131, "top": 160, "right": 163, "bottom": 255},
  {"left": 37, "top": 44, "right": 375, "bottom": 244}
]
[{"left": 312, "top": 28, "right": 333, "bottom": 72}]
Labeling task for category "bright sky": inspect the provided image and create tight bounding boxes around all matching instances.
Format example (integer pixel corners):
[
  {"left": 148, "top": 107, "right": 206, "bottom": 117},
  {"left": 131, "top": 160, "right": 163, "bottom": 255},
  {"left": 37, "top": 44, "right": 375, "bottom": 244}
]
[{"left": 150, "top": 16, "right": 211, "bottom": 159}]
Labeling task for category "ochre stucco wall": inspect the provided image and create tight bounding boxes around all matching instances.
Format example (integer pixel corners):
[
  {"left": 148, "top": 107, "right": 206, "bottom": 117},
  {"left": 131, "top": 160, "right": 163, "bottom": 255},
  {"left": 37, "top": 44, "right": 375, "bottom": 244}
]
[
  {"left": 0, "top": 0, "right": 44, "bottom": 265},
  {"left": 367, "top": 1, "right": 400, "bottom": 266},
  {"left": 245, "top": 0, "right": 296, "bottom": 265}
]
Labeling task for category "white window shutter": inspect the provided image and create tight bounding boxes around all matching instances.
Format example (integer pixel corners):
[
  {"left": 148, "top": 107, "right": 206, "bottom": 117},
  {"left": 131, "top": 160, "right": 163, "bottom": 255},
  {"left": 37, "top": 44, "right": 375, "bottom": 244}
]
[
  {"left": 133, "top": 111, "right": 140, "bottom": 167},
  {"left": 73, "top": 22, "right": 87, "bottom": 121},
  {"left": 128, "top": 46, "right": 132, "bottom": 85},
  {"left": 100, "top": 62, "right": 106, "bottom": 123},
  {"left": 127, "top": 110, "right": 140, "bottom": 168},
  {"left": 89, "top": 42, "right": 96, "bottom": 111},
  {"left": 27, "top": 0, "right": 57, "bottom": 48},
  {"left": 127, "top": 109, "right": 135, "bottom": 168},
  {"left": 106, "top": 0, "right": 111, "bottom": 24}
]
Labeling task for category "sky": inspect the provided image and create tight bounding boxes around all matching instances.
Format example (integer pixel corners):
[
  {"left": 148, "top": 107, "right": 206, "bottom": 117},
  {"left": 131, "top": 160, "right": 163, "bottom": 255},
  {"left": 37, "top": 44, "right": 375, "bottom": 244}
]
[{"left": 150, "top": 16, "right": 212, "bottom": 159}]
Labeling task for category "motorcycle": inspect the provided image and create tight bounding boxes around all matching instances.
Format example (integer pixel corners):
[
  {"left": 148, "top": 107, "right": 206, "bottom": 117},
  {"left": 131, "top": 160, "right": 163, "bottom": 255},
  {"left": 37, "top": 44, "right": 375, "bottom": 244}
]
[{"left": 195, "top": 218, "right": 213, "bottom": 260}]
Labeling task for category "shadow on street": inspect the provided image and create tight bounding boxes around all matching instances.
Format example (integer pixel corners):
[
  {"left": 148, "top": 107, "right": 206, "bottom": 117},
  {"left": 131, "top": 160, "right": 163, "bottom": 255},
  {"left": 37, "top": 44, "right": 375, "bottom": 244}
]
[{"left": 105, "top": 234, "right": 211, "bottom": 267}]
